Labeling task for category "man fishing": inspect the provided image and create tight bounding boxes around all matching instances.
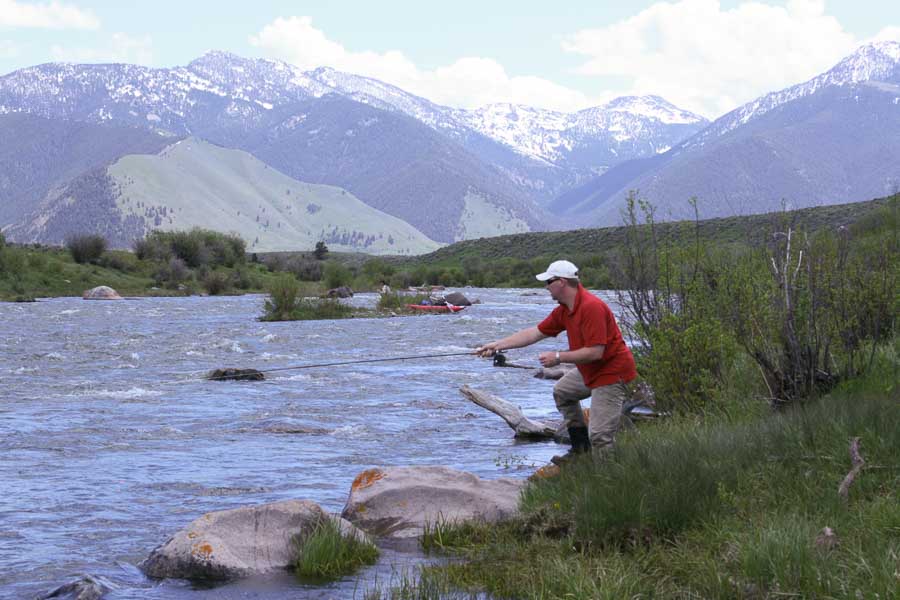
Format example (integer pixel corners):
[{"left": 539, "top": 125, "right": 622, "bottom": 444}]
[{"left": 476, "top": 260, "right": 637, "bottom": 464}]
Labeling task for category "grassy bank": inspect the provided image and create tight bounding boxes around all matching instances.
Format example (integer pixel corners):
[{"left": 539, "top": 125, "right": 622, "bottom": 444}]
[{"left": 372, "top": 342, "right": 898, "bottom": 599}]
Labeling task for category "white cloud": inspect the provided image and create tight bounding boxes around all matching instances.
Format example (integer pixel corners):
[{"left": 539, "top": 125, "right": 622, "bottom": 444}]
[
  {"left": 870, "top": 26, "right": 900, "bottom": 43},
  {"left": 249, "top": 5, "right": 898, "bottom": 118},
  {"left": 0, "top": 40, "right": 19, "bottom": 58},
  {"left": 0, "top": 0, "right": 99, "bottom": 29},
  {"left": 249, "top": 16, "right": 591, "bottom": 112},
  {"left": 561, "top": 0, "right": 859, "bottom": 118},
  {"left": 50, "top": 32, "right": 153, "bottom": 65}
]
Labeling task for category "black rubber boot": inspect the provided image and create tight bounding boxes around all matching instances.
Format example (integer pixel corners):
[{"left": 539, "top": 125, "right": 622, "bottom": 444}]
[{"left": 551, "top": 426, "right": 591, "bottom": 466}]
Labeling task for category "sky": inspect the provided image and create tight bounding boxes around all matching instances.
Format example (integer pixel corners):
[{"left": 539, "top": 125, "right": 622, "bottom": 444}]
[{"left": 0, "top": 0, "right": 897, "bottom": 119}]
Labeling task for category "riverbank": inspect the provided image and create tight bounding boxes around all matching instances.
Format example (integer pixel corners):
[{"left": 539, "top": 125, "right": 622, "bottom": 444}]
[{"left": 383, "top": 340, "right": 899, "bottom": 598}]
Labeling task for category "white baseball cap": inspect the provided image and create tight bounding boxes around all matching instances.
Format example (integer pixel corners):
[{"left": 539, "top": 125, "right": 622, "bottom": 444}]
[{"left": 535, "top": 260, "right": 579, "bottom": 281}]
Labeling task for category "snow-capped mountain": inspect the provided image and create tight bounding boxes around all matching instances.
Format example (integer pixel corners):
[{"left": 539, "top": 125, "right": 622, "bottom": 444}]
[
  {"left": 555, "top": 41, "right": 900, "bottom": 224},
  {"left": 451, "top": 96, "right": 704, "bottom": 165},
  {"left": 0, "top": 51, "right": 706, "bottom": 193},
  {"left": 685, "top": 41, "right": 900, "bottom": 149}
]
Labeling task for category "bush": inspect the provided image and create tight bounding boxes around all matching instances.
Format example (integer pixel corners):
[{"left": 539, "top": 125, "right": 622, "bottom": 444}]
[
  {"left": 285, "top": 255, "right": 323, "bottom": 281},
  {"left": 376, "top": 292, "right": 428, "bottom": 311},
  {"left": 322, "top": 261, "right": 353, "bottom": 289},
  {"left": 135, "top": 229, "right": 246, "bottom": 268},
  {"left": 98, "top": 251, "right": 139, "bottom": 272},
  {"left": 65, "top": 234, "right": 107, "bottom": 264},
  {"left": 262, "top": 274, "right": 299, "bottom": 321},
  {"left": 202, "top": 271, "right": 231, "bottom": 295},
  {"left": 154, "top": 257, "right": 190, "bottom": 288},
  {"left": 640, "top": 313, "right": 737, "bottom": 413}
]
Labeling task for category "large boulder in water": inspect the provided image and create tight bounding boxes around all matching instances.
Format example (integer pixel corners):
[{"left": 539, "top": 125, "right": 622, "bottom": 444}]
[
  {"left": 341, "top": 466, "right": 523, "bottom": 538},
  {"left": 325, "top": 286, "right": 353, "bottom": 298},
  {"left": 82, "top": 286, "right": 122, "bottom": 300},
  {"left": 139, "top": 499, "right": 365, "bottom": 581},
  {"left": 444, "top": 291, "right": 472, "bottom": 306}
]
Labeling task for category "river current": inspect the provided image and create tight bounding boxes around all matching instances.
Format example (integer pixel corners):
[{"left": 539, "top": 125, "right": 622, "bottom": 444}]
[{"left": 0, "top": 288, "right": 622, "bottom": 599}]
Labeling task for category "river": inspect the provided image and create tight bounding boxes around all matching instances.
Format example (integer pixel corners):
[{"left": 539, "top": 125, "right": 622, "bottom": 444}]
[{"left": 0, "top": 288, "right": 623, "bottom": 599}]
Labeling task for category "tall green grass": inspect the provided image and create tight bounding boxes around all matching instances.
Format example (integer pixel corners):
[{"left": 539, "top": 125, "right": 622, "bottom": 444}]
[
  {"left": 294, "top": 518, "right": 378, "bottom": 581},
  {"left": 397, "top": 342, "right": 899, "bottom": 599}
]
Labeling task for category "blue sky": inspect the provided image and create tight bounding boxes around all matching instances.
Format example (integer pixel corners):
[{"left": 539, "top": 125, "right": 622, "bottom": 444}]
[{"left": 1, "top": 0, "right": 897, "bottom": 117}]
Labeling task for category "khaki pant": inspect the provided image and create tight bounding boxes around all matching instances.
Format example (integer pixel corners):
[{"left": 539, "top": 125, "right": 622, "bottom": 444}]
[{"left": 553, "top": 368, "right": 627, "bottom": 457}]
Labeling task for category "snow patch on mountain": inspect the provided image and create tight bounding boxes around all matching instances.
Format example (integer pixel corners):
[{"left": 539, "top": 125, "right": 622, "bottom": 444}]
[{"left": 688, "top": 41, "right": 900, "bottom": 147}]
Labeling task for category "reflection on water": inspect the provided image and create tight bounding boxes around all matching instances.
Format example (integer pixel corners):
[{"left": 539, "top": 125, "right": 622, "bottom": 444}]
[{"left": 0, "top": 288, "right": 625, "bottom": 598}]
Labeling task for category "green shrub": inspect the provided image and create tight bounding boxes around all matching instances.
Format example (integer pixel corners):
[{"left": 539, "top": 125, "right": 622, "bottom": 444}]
[
  {"left": 154, "top": 257, "right": 190, "bottom": 288},
  {"left": 640, "top": 313, "right": 737, "bottom": 413},
  {"left": 202, "top": 271, "right": 231, "bottom": 295},
  {"left": 65, "top": 234, "right": 107, "bottom": 264},
  {"left": 322, "top": 260, "right": 353, "bottom": 289},
  {"left": 262, "top": 273, "right": 300, "bottom": 321},
  {"left": 0, "top": 246, "right": 26, "bottom": 278},
  {"left": 285, "top": 255, "right": 323, "bottom": 281},
  {"left": 98, "top": 251, "right": 139, "bottom": 272},
  {"left": 294, "top": 518, "right": 378, "bottom": 580},
  {"left": 376, "top": 292, "right": 429, "bottom": 311},
  {"left": 135, "top": 229, "right": 246, "bottom": 268}
]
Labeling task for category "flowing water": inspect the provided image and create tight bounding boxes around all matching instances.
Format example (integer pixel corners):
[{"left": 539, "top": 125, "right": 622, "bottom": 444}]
[{"left": 0, "top": 288, "right": 622, "bottom": 599}]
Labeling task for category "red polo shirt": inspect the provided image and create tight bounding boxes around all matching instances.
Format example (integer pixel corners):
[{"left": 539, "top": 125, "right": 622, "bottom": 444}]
[{"left": 537, "top": 284, "right": 637, "bottom": 388}]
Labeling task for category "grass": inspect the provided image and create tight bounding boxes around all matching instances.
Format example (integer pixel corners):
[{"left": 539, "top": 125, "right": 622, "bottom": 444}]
[
  {"left": 380, "top": 339, "right": 899, "bottom": 599},
  {"left": 294, "top": 518, "right": 379, "bottom": 581}
]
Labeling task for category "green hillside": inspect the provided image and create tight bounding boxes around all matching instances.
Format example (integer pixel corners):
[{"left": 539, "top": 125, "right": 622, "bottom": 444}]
[
  {"left": 108, "top": 138, "right": 442, "bottom": 255},
  {"left": 406, "top": 194, "right": 897, "bottom": 266}
]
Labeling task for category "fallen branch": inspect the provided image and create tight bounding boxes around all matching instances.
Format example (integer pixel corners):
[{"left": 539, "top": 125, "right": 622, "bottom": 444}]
[
  {"left": 460, "top": 385, "right": 559, "bottom": 440},
  {"left": 837, "top": 437, "right": 865, "bottom": 502}
]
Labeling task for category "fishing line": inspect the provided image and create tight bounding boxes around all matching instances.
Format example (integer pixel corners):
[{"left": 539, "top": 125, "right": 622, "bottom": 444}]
[
  {"left": 206, "top": 351, "right": 479, "bottom": 380},
  {"left": 141, "top": 351, "right": 485, "bottom": 387}
]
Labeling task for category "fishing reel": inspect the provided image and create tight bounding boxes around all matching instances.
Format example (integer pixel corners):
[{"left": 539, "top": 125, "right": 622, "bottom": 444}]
[{"left": 492, "top": 351, "right": 508, "bottom": 367}]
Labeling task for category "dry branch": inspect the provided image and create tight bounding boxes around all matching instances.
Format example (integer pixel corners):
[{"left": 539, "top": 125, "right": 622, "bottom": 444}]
[{"left": 837, "top": 437, "right": 865, "bottom": 502}]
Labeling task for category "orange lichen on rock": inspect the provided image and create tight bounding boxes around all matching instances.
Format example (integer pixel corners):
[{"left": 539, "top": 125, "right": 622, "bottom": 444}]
[
  {"left": 192, "top": 542, "right": 214, "bottom": 558},
  {"left": 351, "top": 468, "right": 386, "bottom": 491},
  {"left": 530, "top": 464, "right": 561, "bottom": 480}
]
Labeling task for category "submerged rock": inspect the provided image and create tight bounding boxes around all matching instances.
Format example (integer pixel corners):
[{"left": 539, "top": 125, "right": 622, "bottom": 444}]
[
  {"left": 140, "top": 499, "right": 364, "bottom": 581},
  {"left": 39, "top": 574, "right": 119, "bottom": 600},
  {"left": 341, "top": 466, "right": 524, "bottom": 538},
  {"left": 207, "top": 368, "right": 265, "bottom": 381},
  {"left": 82, "top": 286, "right": 122, "bottom": 300},
  {"left": 324, "top": 286, "right": 353, "bottom": 298}
]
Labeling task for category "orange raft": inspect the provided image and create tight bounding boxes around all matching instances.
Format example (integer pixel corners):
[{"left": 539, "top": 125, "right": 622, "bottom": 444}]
[{"left": 404, "top": 304, "right": 466, "bottom": 313}]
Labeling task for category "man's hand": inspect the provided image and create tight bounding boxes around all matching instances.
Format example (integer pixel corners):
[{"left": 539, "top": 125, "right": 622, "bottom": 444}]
[
  {"left": 475, "top": 342, "right": 501, "bottom": 357},
  {"left": 539, "top": 351, "right": 561, "bottom": 367}
]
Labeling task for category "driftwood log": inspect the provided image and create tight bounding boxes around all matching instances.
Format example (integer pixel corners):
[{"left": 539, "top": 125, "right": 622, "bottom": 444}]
[{"left": 460, "top": 385, "right": 566, "bottom": 442}]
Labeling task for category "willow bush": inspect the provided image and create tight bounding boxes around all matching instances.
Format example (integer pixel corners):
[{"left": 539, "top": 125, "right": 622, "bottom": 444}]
[{"left": 616, "top": 193, "right": 897, "bottom": 410}]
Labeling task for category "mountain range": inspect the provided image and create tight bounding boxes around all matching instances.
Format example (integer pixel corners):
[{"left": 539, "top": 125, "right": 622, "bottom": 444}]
[
  {"left": 556, "top": 41, "right": 900, "bottom": 225},
  {"left": 0, "top": 41, "right": 897, "bottom": 252}
]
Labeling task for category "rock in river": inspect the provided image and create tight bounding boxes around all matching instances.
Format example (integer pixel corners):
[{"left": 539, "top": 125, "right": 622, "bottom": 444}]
[
  {"left": 82, "top": 286, "right": 122, "bottom": 300},
  {"left": 139, "top": 499, "right": 364, "bottom": 581},
  {"left": 341, "top": 466, "right": 524, "bottom": 538}
]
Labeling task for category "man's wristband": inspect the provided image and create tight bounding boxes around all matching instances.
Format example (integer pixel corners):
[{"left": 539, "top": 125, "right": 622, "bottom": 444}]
[{"left": 555, "top": 351, "right": 561, "bottom": 363}]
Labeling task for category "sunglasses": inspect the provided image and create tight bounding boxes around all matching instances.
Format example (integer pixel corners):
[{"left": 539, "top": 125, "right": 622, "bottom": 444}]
[{"left": 545, "top": 277, "right": 561, "bottom": 286}]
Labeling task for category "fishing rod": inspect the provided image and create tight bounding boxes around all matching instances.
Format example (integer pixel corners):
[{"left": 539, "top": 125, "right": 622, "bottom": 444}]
[{"left": 207, "top": 351, "right": 480, "bottom": 381}]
